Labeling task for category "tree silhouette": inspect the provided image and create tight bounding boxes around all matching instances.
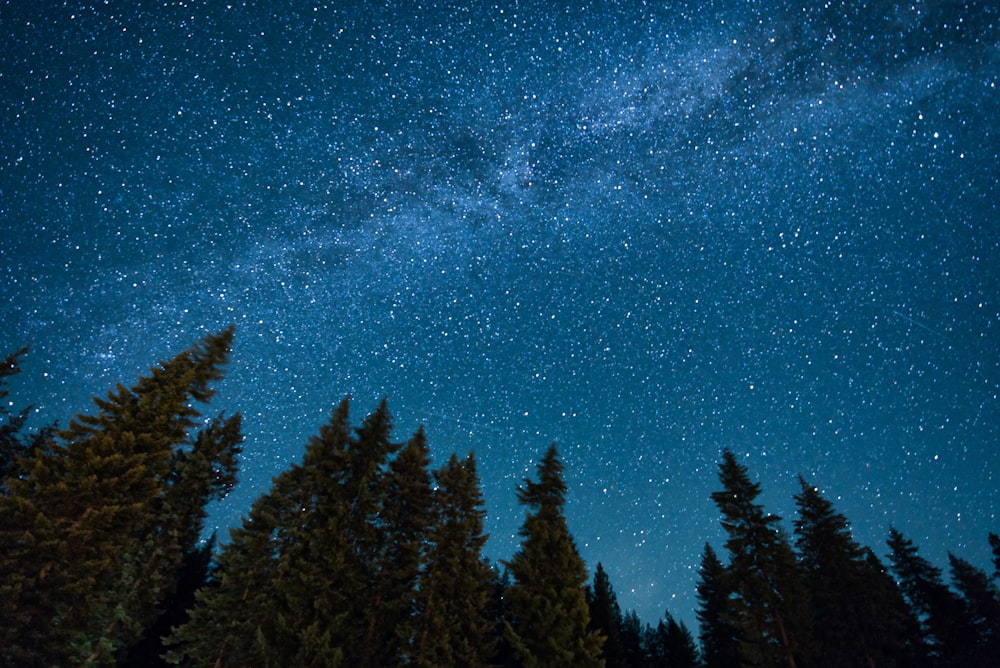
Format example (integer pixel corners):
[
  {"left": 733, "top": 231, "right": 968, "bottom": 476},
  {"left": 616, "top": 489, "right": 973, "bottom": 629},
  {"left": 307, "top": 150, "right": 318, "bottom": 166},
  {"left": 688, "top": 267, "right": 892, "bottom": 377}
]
[
  {"left": 504, "top": 443, "right": 604, "bottom": 667},
  {"left": 710, "top": 449, "right": 811, "bottom": 668}
]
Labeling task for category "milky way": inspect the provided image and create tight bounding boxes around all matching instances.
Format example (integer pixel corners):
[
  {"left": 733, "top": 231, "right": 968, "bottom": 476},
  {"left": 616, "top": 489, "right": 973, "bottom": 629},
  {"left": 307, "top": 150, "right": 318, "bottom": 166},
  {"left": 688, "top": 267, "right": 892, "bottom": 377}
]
[{"left": 3, "top": 1, "right": 999, "bottom": 624}]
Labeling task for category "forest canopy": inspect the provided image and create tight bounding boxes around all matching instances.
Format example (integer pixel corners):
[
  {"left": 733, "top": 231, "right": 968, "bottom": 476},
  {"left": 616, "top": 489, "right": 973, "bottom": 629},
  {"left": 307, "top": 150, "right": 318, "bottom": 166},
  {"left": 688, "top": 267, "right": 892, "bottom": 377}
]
[{"left": 1, "top": 329, "right": 997, "bottom": 667}]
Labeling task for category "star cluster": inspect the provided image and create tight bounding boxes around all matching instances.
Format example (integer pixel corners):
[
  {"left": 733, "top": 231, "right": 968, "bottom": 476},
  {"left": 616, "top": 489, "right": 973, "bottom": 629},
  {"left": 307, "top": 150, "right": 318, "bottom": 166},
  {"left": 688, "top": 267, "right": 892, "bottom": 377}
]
[{"left": 2, "top": 0, "right": 999, "bottom": 625}]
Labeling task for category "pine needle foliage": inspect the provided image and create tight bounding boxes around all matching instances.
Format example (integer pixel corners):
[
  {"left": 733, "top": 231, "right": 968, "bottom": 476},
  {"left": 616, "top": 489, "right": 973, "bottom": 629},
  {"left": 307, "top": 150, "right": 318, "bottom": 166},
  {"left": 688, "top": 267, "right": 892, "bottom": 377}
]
[
  {"left": 0, "top": 328, "right": 242, "bottom": 667},
  {"left": 503, "top": 443, "right": 605, "bottom": 668}
]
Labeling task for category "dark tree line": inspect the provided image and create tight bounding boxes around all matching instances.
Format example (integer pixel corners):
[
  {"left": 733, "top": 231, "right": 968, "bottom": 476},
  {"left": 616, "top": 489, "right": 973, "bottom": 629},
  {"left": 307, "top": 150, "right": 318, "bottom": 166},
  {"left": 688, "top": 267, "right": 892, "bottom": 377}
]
[{"left": 1, "top": 330, "right": 998, "bottom": 667}]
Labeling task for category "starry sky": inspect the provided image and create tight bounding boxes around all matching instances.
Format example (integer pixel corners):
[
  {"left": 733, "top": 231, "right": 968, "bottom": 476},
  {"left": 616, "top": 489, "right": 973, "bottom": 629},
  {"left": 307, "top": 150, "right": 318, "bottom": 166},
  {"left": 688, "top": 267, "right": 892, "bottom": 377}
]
[{"left": 2, "top": 0, "right": 999, "bottom": 626}]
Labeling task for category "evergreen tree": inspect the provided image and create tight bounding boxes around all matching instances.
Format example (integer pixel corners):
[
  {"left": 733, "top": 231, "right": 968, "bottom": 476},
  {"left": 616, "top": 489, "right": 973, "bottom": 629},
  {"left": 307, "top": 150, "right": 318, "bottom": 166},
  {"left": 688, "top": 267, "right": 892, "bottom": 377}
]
[
  {"left": 887, "top": 527, "right": 973, "bottom": 667},
  {"left": 793, "top": 476, "right": 908, "bottom": 667},
  {"left": 0, "top": 328, "right": 241, "bottom": 667},
  {"left": 488, "top": 567, "right": 517, "bottom": 667},
  {"left": 168, "top": 399, "right": 356, "bottom": 666},
  {"left": 695, "top": 543, "right": 740, "bottom": 668},
  {"left": 643, "top": 613, "right": 700, "bottom": 668},
  {"left": 503, "top": 443, "right": 605, "bottom": 667},
  {"left": 170, "top": 398, "right": 454, "bottom": 666},
  {"left": 644, "top": 618, "right": 669, "bottom": 668},
  {"left": 121, "top": 536, "right": 216, "bottom": 667},
  {"left": 858, "top": 547, "right": 929, "bottom": 667},
  {"left": 664, "top": 613, "right": 701, "bottom": 668},
  {"left": 342, "top": 399, "right": 403, "bottom": 664},
  {"left": 364, "top": 426, "right": 433, "bottom": 665},
  {"left": 618, "top": 609, "right": 645, "bottom": 668},
  {"left": 948, "top": 552, "right": 1000, "bottom": 664},
  {"left": 710, "top": 449, "right": 811, "bottom": 668},
  {"left": 587, "top": 562, "right": 626, "bottom": 668},
  {"left": 408, "top": 452, "right": 496, "bottom": 667}
]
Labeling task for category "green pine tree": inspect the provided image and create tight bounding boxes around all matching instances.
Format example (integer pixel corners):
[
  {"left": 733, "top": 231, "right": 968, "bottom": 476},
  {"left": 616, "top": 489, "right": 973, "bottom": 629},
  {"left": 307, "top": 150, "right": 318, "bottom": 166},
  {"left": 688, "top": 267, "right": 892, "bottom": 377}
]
[
  {"left": 662, "top": 613, "right": 701, "bottom": 668},
  {"left": 503, "top": 443, "right": 605, "bottom": 667},
  {"left": 0, "top": 328, "right": 241, "bottom": 667},
  {"left": 408, "top": 452, "right": 496, "bottom": 667},
  {"left": 370, "top": 426, "right": 434, "bottom": 665},
  {"left": 793, "top": 475, "right": 909, "bottom": 667},
  {"left": 947, "top": 552, "right": 1000, "bottom": 665},
  {"left": 642, "top": 613, "right": 698, "bottom": 668},
  {"left": 121, "top": 536, "right": 216, "bottom": 667},
  {"left": 168, "top": 398, "right": 423, "bottom": 666},
  {"left": 586, "top": 562, "right": 625, "bottom": 668},
  {"left": 695, "top": 543, "right": 740, "bottom": 668},
  {"left": 887, "top": 527, "right": 974, "bottom": 667},
  {"left": 859, "top": 547, "right": 929, "bottom": 667},
  {"left": 618, "top": 609, "right": 645, "bottom": 667},
  {"left": 710, "top": 449, "right": 812, "bottom": 668},
  {"left": 167, "top": 466, "right": 313, "bottom": 667}
]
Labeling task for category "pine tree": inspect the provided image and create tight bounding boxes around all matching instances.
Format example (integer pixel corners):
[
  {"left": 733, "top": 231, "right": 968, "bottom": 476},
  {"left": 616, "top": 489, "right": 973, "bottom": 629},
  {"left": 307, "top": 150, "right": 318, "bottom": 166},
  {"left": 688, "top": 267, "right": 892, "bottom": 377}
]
[
  {"left": 793, "top": 475, "right": 908, "bottom": 667},
  {"left": 587, "top": 562, "right": 625, "bottom": 668},
  {"left": 343, "top": 399, "right": 403, "bottom": 664},
  {"left": 947, "top": 552, "right": 1000, "bottom": 664},
  {"left": 643, "top": 613, "right": 699, "bottom": 668},
  {"left": 371, "top": 426, "right": 434, "bottom": 665},
  {"left": 168, "top": 398, "right": 438, "bottom": 666},
  {"left": 0, "top": 328, "right": 241, "bottom": 666},
  {"left": 858, "top": 547, "right": 929, "bottom": 667},
  {"left": 408, "top": 452, "right": 496, "bottom": 667},
  {"left": 710, "top": 449, "right": 811, "bottom": 668},
  {"left": 887, "top": 527, "right": 974, "bottom": 667},
  {"left": 503, "top": 443, "right": 605, "bottom": 667},
  {"left": 488, "top": 567, "right": 517, "bottom": 667},
  {"left": 644, "top": 618, "right": 669, "bottom": 667},
  {"left": 663, "top": 613, "right": 701, "bottom": 668},
  {"left": 167, "top": 465, "right": 313, "bottom": 666},
  {"left": 121, "top": 536, "right": 216, "bottom": 667},
  {"left": 618, "top": 609, "right": 645, "bottom": 667},
  {"left": 695, "top": 543, "right": 740, "bottom": 668},
  {"left": 170, "top": 397, "right": 373, "bottom": 666}
]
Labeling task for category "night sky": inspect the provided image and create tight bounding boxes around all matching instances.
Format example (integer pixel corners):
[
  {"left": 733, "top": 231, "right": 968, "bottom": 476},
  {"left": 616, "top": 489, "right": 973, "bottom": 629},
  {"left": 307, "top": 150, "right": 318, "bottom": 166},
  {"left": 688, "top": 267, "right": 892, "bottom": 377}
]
[{"left": 3, "top": 1, "right": 999, "bottom": 626}]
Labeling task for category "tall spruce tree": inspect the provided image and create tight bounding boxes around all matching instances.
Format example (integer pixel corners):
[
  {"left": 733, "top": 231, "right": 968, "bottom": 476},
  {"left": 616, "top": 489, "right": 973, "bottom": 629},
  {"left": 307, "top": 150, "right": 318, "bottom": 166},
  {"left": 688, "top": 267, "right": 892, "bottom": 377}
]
[
  {"left": 643, "top": 612, "right": 700, "bottom": 668},
  {"left": 947, "top": 552, "right": 1000, "bottom": 665},
  {"left": 670, "top": 615, "right": 702, "bottom": 668},
  {"left": 859, "top": 547, "right": 929, "bottom": 667},
  {"left": 169, "top": 397, "right": 398, "bottom": 666},
  {"left": 166, "top": 464, "right": 313, "bottom": 666},
  {"left": 370, "top": 426, "right": 434, "bottom": 665},
  {"left": 793, "top": 476, "right": 908, "bottom": 667},
  {"left": 168, "top": 400, "right": 338, "bottom": 665},
  {"left": 408, "top": 452, "right": 496, "bottom": 667},
  {"left": 587, "top": 562, "right": 625, "bottom": 668},
  {"left": 0, "top": 328, "right": 241, "bottom": 667},
  {"left": 488, "top": 568, "right": 517, "bottom": 667},
  {"left": 618, "top": 609, "right": 645, "bottom": 668},
  {"left": 121, "top": 536, "right": 216, "bottom": 667},
  {"left": 710, "top": 449, "right": 811, "bottom": 668},
  {"left": 503, "top": 443, "right": 605, "bottom": 667},
  {"left": 887, "top": 527, "right": 974, "bottom": 667},
  {"left": 695, "top": 543, "right": 740, "bottom": 668}
]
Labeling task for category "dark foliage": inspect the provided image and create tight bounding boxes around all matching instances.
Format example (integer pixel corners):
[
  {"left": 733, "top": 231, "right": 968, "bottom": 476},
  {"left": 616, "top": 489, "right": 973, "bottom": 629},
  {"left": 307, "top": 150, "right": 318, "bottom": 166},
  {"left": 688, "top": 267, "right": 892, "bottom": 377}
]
[
  {"left": 0, "top": 329, "right": 241, "bottom": 666},
  {"left": 710, "top": 449, "right": 811, "bottom": 668},
  {"left": 503, "top": 443, "right": 605, "bottom": 667},
  {"left": 1, "top": 331, "right": 996, "bottom": 668}
]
